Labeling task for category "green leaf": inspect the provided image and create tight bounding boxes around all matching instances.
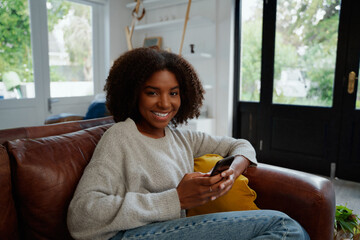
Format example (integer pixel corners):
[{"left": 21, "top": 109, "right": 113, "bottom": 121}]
[{"left": 335, "top": 205, "right": 360, "bottom": 234}]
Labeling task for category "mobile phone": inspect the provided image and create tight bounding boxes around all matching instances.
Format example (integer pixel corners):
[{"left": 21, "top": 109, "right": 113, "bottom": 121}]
[{"left": 210, "top": 155, "right": 235, "bottom": 176}]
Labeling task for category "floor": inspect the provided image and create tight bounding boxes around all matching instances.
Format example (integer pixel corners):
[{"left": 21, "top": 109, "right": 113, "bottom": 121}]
[{"left": 331, "top": 177, "right": 360, "bottom": 216}]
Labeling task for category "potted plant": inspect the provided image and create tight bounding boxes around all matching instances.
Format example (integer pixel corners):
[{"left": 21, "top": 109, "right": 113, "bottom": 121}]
[{"left": 335, "top": 205, "right": 360, "bottom": 240}]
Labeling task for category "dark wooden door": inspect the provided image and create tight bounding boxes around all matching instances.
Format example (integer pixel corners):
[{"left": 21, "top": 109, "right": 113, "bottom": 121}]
[{"left": 234, "top": 0, "right": 360, "bottom": 182}]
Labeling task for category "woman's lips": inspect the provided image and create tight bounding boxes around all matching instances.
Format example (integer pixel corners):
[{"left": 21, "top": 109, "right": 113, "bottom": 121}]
[{"left": 152, "top": 112, "right": 170, "bottom": 117}]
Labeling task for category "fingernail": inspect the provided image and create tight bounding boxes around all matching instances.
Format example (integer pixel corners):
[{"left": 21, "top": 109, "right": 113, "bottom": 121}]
[
  {"left": 211, "top": 196, "right": 216, "bottom": 201},
  {"left": 220, "top": 184, "right": 224, "bottom": 189},
  {"left": 221, "top": 172, "right": 226, "bottom": 177}
]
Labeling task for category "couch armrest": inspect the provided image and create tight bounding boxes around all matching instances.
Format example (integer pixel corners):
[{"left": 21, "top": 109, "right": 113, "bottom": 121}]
[{"left": 243, "top": 163, "right": 335, "bottom": 240}]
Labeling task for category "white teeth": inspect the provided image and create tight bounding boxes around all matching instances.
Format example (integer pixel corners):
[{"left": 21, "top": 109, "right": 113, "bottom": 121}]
[{"left": 153, "top": 112, "right": 169, "bottom": 117}]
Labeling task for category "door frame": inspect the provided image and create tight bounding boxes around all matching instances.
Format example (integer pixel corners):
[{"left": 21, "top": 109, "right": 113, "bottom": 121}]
[{"left": 336, "top": 0, "right": 360, "bottom": 182}]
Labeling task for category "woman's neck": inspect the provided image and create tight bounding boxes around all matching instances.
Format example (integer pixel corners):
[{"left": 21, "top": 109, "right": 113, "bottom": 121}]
[{"left": 135, "top": 123, "right": 165, "bottom": 139}]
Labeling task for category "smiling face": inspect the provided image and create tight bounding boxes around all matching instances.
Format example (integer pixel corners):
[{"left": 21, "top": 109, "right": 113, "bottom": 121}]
[{"left": 136, "top": 70, "right": 181, "bottom": 138}]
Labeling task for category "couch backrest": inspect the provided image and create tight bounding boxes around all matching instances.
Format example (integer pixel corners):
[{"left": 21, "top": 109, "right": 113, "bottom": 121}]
[
  {"left": 0, "top": 145, "right": 19, "bottom": 240},
  {"left": 0, "top": 116, "right": 114, "bottom": 145},
  {"left": 2, "top": 122, "right": 113, "bottom": 240}
]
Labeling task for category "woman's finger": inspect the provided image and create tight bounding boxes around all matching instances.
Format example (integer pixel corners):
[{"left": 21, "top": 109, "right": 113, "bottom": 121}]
[{"left": 220, "top": 167, "right": 235, "bottom": 178}]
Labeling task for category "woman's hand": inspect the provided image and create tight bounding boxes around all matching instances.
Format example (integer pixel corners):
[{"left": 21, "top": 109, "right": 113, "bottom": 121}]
[
  {"left": 228, "top": 155, "right": 251, "bottom": 179},
  {"left": 176, "top": 156, "right": 250, "bottom": 209},
  {"left": 176, "top": 171, "right": 234, "bottom": 210},
  {"left": 207, "top": 155, "right": 251, "bottom": 198},
  {"left": 203, "top": 155, "right": 251, "bottom": 199},
  {"left": 176, "top": 155, "right": 251, "bottom": 210}
]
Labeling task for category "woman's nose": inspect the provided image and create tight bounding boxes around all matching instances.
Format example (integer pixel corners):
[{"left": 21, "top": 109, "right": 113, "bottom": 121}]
[{"left": 158, "top": 94, "right": 171, "bottom": 109}]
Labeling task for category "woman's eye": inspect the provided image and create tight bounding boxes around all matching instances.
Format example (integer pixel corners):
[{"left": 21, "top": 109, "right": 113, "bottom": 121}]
[
  {"left": 146, "top": 91, "right": 157, "bottom": 96},
  {"left": 170, "top": 92, "right": 179, "bottom": 96}
]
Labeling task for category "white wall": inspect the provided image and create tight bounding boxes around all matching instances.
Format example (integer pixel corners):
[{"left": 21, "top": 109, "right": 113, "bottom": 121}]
[
  {"left": 105, "top": 0, "right": 234, "bottom": 136},
  {"left": 108, "top": 0, "right": 132, "bottom": 62},
  {"left": 215, "top": 0, "right": 234, "bottom": 136},
  {"left": 104, "top": 0, "right": 132, "bottom": 87}
]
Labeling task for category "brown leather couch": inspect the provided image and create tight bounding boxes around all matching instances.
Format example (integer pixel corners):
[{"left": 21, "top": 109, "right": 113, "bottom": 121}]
[
  {"left": 0, "top": 117, "right": 335, "bottom": 240},
  {"left": 0, "top": 116, "right": 114, "bottom": 145}
]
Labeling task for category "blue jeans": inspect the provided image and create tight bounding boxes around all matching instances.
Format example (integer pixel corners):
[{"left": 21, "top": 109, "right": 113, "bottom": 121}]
[{"left": 109, "top": 210, "right": 310, "bottom": 240}]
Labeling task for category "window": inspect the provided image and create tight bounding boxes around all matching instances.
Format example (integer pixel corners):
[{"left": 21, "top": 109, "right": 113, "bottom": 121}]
[
  {"left": 239, "top": 0, "right": 263, "bottom": 102},
  {"left": 0, "top": 0, "right": 105, "bottom": 100},
  {"left": 238, "top": 0, "right": 341, "bottom": 107},
  {"left": 273, "top": 0, "right": 340, "bottom": 106},
  {"left": 47, "top": 0, "right": 94, "bottom": 97}
]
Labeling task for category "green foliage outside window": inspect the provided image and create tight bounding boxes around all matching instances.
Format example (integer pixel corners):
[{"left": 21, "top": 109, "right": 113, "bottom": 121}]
[
  {"left": 0, "top": 0, "right": 32, "bottom": 85},
  {"left": 240, "top": 19, "right": 262, "bottom": 102},
  {"left": 274, "top": 0, "right": 339, "bottom": 106},
  {"left": 0, "top": 0, "right": 71, "bottom": 87},
  {"left": 0, "top": 0, "right": 92, "bottom": 85}
]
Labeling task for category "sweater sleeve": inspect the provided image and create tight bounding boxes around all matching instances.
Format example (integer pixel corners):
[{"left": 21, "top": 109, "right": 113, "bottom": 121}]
[
  {"left": 67, "top": 128, "right": 182, "bottom": 240},
  {"left": 182, "top": 130, "right": 257, "bottom": 165}
]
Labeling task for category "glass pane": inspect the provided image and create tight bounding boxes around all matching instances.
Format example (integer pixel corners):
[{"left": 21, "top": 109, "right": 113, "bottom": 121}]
[
  {"left": 273, "top": 0, "right": 340, "bottom": 106},
  {"left": 0, "top": 0, "right": 34, "bottom": 100},
  {"left": 47, "top": 0, "right": 93, "bottom": 97},
  {"left": 239, "top": 0, "right": 263, "bottom": 102}
]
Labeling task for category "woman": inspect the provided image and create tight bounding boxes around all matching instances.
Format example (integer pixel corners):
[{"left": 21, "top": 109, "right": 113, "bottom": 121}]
[{"left": 67, "top": 48, "right": 309, "bottom": 240}]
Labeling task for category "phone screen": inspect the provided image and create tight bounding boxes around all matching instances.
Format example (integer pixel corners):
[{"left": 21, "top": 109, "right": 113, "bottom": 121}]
[{"left": 210, "top": 155, "right": 235, "bottom": 176}]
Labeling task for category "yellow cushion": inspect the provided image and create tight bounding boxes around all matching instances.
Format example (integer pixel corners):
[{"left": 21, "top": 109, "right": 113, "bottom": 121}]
[{"left": 187, "top": 154, "right": 259, "bottom": 217}]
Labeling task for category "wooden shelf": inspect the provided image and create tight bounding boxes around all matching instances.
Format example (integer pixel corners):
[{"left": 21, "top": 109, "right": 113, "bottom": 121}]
[
  {"left": 134, "top": 16, "right": 212, "bottom": 32},
  {"left": 126, "top": 0, "right": 202, "bottom": 10}
]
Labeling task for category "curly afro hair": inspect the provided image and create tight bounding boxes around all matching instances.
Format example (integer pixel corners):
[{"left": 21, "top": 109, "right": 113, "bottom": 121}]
[{"left": 104, "top": 47, "right": 204, "bottom": 127}]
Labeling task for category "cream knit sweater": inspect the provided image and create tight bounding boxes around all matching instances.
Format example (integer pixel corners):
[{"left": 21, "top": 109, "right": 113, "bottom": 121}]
[{"left": 67, "top": 118, "right": 257, "bottom": 240}]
